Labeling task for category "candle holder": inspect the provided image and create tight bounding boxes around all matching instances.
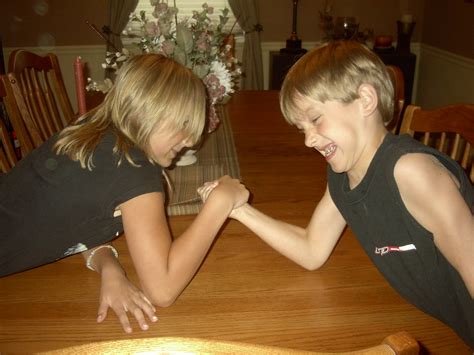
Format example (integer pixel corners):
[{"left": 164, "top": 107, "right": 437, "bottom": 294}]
[
  {"left": 396, "top": 20, "right": 415, "bottom": 53},
  {"left": 281, "top": 0, "right": 307, "bottom": 54}
]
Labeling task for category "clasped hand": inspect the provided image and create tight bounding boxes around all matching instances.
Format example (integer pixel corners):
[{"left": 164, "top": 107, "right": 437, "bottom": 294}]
[{"left": 197, "top": 175, "right": 248, "bottom": 215}]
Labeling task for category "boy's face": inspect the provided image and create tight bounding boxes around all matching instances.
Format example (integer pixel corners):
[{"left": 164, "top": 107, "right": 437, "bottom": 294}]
[{"left": 293, "top": 95, "right": 373, "bottom": 176}]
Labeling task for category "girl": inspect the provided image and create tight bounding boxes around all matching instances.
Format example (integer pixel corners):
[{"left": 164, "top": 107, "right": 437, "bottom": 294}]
[{"left": 1, "top": 54, "right": 248, "bottom": 333}]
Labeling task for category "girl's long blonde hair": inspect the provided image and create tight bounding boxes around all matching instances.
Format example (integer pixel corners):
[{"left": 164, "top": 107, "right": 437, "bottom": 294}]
[
  {"left": 280, "top": 40, "right": 394, "bottom": 125},
  {"left": 55, "top": 54, "right": 207, "bottom": 169}
]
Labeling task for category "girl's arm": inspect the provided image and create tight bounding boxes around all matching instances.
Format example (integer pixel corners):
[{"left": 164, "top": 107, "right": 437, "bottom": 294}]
[
  {"left": 119, "top": 175, "right": 248, "bottom": 307},
  {"left": 395, "top": 153, "right": 474, "bottom": 298},
  {"left": 82, "top": 245, "right": 158, "bottom": 333},
  {"left": 200, "top": 183, "right": 347, "bottom": 270}
]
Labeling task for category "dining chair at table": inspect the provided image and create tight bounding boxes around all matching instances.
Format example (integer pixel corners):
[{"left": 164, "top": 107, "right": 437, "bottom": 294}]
[
  {"left": 0, "top": 117, "right": 16, "bottom": 173},
  {"left": 385, "top": 65, "right": 405, "bottom": 134},
  {"left": 4, "top": 72, "right": 45, "bottom": 158},
  {"left": 0, "top": 73, "right": 25, "bottom": 171},
  {"left": 8, "top": 49, "right": 75, "bottom": 153},
  {"left": 399, "top": 103, "right": 474, "bottom": 182},
  {"left": 41, "top": 331, "right": 419, "bottom": 354}
]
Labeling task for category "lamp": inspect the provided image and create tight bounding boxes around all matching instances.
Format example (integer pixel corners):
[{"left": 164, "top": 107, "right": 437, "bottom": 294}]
[{"left": 281, "top": 0, "right": 307, "bottom": 54}]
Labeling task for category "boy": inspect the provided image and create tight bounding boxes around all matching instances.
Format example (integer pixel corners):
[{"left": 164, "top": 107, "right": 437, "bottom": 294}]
[{"left": 199, "top": 40, "right": 473, "bottom": 346}]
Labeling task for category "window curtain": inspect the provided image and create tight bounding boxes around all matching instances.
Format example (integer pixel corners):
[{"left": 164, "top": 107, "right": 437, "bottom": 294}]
[
  {"left": 228, "top": 0, "right": 263, "bottom": 90},
  {"left": 107, "top": 0, "right": 139, "bottom": 52}
]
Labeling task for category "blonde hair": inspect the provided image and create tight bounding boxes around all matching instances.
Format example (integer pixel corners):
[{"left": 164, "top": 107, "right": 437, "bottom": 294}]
[
  {"left": 55, "top": 54, "right": 207, "bottom": 169},
  {"left": 280, "top": 40, "right": 394, "bottom": 125}
]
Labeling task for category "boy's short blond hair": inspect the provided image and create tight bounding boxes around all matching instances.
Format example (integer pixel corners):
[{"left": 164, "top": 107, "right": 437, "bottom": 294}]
[{"left": 280, "top": 40, "right": 394, "bottom": 125}]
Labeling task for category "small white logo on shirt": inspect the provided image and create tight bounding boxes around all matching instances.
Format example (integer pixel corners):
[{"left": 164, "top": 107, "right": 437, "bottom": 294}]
[{"left": 375, "top": 244, "right": 416, "bottom": 256}]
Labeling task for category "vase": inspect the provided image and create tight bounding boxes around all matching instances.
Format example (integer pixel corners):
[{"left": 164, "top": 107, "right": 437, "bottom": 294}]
[{"left": 176, "top": 149, "right": 198, "bottom": 166}]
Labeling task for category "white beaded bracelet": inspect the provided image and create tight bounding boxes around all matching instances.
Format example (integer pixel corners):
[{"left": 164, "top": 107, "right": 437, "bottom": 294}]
[{"left": 86, "top": 245, "right": 119, "bottom": 271}]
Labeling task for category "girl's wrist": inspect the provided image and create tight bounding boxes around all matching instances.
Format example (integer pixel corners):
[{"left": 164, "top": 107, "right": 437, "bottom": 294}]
[{"left": 86, "top": 245, "right": 119, "bottom": 272}]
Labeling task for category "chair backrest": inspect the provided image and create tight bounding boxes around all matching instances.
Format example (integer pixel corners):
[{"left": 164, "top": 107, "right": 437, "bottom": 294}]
[
  {"left": 385, "top": 65, "right": 405, "bottom": 134},
  {"left": 40, "top": 332, "right": 419, "bottom": 354},
  {"left": 5, "top": 72, "right": 45, "bottom": 157},
  {"left": 399, "top": 104, "right": 474, "bottom": 182},
  {"left": 0, "top": 75, "right": 22, "bottom": 171},
  {"left": 0, "top": 117, "right": 16, "bottom": 173},
  {"left": 8, "top": 49, "right": 75, "bottom": 146}
]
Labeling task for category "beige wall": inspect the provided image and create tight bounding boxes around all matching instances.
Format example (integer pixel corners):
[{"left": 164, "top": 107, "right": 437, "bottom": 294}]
[
  {"left": 2, "top": 0, "right": 472, "bottom": 59},
  {"left": 258, "top": 0, "right": 423, "bottom": 44},
  {"left": 1, "top": 0, "right": 108, "bottom": 48},
  {"left": 421, "top": 0, "right": 474, "bottom": 59},
  {"left": 1, "top": 0, "right": 472, "bottom": 108}
]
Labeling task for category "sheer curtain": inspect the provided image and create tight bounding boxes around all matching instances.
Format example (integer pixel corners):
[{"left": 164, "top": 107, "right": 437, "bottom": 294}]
[{"left": 228, "top": 0, "right": 264, "bottom": 90}]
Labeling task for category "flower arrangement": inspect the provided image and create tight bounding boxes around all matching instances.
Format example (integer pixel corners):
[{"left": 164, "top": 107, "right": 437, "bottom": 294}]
[{"left": 88, "top": 0, "right": 241, "bottom": 132}]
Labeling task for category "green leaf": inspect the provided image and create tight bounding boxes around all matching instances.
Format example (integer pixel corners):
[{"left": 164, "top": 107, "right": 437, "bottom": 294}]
[
  {"left": 173, "top": 46, "right": 187, "bottom": 66},
  {"left": 176, "top": 23, "right": 193, "bottom": 54},
  {"left": 193, "top": 64, "right": 210, "bottom": 79}
]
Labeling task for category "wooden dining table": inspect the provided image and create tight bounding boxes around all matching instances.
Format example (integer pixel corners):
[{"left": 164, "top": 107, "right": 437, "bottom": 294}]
[{"left": 0, "top": 90, "right": 471, "bottom": 354}]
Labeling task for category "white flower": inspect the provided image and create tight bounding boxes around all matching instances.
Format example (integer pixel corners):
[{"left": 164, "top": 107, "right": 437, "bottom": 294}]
[{"left": 209, "top": 60, "right": 234, "bottom": 96}]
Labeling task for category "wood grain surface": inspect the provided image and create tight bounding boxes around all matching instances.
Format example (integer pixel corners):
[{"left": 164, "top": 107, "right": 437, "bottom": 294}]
[{"left": 0, "top": 91, "right": 470, "bottom": 354}]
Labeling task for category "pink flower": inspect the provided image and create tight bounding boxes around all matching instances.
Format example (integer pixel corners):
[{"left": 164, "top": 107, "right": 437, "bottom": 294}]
[
  {"left": 158, "top": 19, "right": 171, "bottom": 36},
  {"left": 144, "top": 22, "right": 158, "bottom": 36},
  {"left": 207, "top": 104, "right": 219, "bottom": 132},
  {"left": 161, "top": 40, "right": 175, "bottom": 56}
]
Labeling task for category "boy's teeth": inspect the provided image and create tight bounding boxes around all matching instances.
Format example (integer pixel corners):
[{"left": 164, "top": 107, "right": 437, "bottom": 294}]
[{"left": 323, "top": 145, "right": 335, "bottom": 157}]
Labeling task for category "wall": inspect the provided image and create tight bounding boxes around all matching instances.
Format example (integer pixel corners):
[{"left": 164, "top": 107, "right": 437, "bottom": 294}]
[
  {"left": 1, "top": 0, "right": 473, "bottom": 109},
  {"left": 414, "top": 0, "right": 474, "bottom": 108},
  {"left": 421, "top": 0, "right": 474, "bottom": 59},
  {"left": 258, "top": 0, "right": 424, "bottom": 45},
  {"left": 1, "top": 0, "right": 108, "bottom": 48}
]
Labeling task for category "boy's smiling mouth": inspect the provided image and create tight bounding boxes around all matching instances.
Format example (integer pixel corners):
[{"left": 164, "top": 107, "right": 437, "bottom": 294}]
[{"left": 322, "top": 144, "right": 336, "bottom": 157}]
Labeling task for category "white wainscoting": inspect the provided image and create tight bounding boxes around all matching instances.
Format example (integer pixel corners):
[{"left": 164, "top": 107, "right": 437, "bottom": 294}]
[
  {"left": 3, "top": 42, "right": 472, "bottom": 113},
  {"left": 415, "top": 44, "right": 474, "bottom": 108}
]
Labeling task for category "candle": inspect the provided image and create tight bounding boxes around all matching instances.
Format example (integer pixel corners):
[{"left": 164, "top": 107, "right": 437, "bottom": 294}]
[
  {"left": 74, "top": 56, "right": 87, "bottom": 116},
  {"left": 401, "top": 14, "right": 413, "bottom": 23}
]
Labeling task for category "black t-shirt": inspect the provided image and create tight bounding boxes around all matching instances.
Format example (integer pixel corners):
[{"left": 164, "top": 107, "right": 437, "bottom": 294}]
[
  {"left": 328, "top": 133, "right": 474, "bottom": 347},
  {"left": 0, "top": 132, "right": 163, "bottom": 276}
]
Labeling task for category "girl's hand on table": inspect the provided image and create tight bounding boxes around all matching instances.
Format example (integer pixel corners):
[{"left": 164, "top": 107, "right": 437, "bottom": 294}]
[{"left": 97, "top": 269, "right": 158, "bottom": 333}]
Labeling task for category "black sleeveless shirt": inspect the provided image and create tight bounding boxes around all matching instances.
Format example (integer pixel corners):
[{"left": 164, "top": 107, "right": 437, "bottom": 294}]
[{"left": 328, "top": 133, "right": 474, "bottom": 347}]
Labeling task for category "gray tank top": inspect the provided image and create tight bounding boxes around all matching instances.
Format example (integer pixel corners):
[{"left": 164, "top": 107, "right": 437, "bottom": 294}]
[{"left": 328, "top": 133, "right": 474, "bottom": 347}]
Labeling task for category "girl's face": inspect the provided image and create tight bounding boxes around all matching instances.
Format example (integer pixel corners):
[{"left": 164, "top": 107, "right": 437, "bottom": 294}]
[
  {"left": 148, "top": 127, "right": 193, "bottom": 167},
  {"left": 293, "top": 95, "right": 375, "bottom": 184}
]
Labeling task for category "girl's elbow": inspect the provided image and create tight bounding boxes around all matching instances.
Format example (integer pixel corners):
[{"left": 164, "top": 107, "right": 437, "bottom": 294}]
[
  {"left": 146, "top": 288, "right": 179, "bottom": 308},
  {"left": 300, "top": 256, "right": 326, "bottom": 271}
]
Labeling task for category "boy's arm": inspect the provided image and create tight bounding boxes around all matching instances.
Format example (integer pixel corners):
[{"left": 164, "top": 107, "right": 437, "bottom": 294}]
[
  {"left": 230, "top": 185, "right": 347, "bottom": 270},
  {"left": 395, "top": 153, "right": 474, "bottom": 298}
]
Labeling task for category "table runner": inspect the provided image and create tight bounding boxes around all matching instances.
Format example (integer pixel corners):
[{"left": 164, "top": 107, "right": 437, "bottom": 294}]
[{"left": 165, "top": 105, "right": 241, "bottom": 216}]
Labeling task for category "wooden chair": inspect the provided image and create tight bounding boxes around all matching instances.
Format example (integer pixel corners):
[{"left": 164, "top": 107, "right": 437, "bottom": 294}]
[
  {"left": 4, "top": 72, "right": 45, "bottom": 157},
  {"left": 41, "top": 332, "right": 419, "bottom": 354},
  {"left": 0, "top": 74, "right": 22, "bottom": 172},
  {"left": 385, "top": 65, "right": 405, "bottom": 134},
  {"left": 8, "top": 49, "right": 75, "bottom": 153},
  {"left": 0, "top": 117, "right": 16, "bottom": 173},
  {"left": 399, "top": 104, "right": 474, "bottom": 182}
]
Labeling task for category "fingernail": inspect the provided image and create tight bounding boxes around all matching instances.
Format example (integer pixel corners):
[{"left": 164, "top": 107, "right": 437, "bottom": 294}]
[
  {"left": 152, "top": 316, "right": 158, "bottom": 322},
  {"left": 142, "top": 324, "right": 149, "bottom": 330},
  {"left": 126, "top": 327, "right": 132, "bottom": 333}
]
